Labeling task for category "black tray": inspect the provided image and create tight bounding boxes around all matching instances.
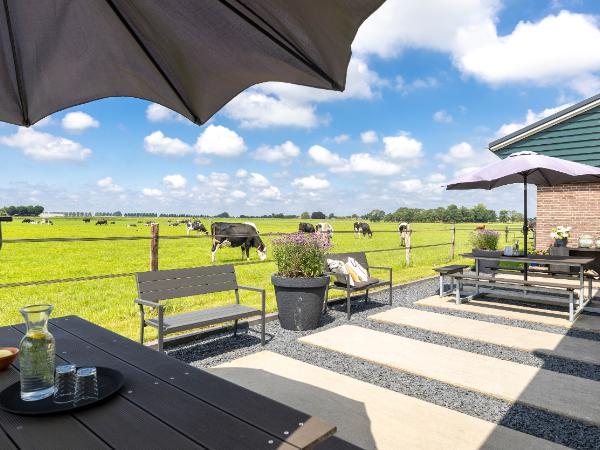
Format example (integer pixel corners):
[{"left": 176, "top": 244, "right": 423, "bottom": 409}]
[{"left": 0, "top": 367, "right": 125, "bottom": 416}]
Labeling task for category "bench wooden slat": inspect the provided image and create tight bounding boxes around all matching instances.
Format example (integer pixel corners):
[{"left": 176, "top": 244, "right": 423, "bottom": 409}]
[
  {"left": 136, "top": 264, "right": 235, "bottom": 282},
  {"left": 138, "top": 272, "right": 238, "bottom": 295},
  {"left": 140, "top": 280, "right": 239, "bottom": 301},
  {"left": 146, "top": 304, "right": 260, "bottom": 332},
  {"left": 454, "top": 273, "right": 576, "bottom": 290}
]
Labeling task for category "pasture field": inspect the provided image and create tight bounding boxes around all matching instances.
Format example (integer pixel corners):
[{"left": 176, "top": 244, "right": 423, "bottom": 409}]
[{"left": 0, "top": 217, "right": 526, "bottom": 340}]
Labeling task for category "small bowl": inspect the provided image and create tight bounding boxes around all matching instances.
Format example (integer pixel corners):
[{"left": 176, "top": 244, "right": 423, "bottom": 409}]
[{"left": 0, "top": 347, "right": 18, "bottom": 371}]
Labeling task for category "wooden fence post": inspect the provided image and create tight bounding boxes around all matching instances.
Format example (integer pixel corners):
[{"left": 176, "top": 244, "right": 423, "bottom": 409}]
[
  {"left": 450, "top": 222, "right": 456, "bottom": 260},
  {"left": 405, "top": 225, "right": 412, "bottom": 266},
  {"left": 505, "top": 225, "right": 509, "bottom": 244},
  {"left": 150, "top": 223, "right": 159, "bottom": 271}
]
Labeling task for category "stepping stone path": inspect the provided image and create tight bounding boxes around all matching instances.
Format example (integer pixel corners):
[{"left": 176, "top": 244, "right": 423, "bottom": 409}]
[
  {"left": 415, "top": 295, "right": 600, "bottom": 332},
  {"left": 210, "top": 351, "right": 566, "bottom": 450},
  {"left": 299, "top": 325, "right": 600, "bottom": 427},
  {"left": 370, "top": 307, "right": 600, "bottom": 365}
]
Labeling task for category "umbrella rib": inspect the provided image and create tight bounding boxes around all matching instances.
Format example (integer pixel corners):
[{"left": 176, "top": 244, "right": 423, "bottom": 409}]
[
  {"left": 218, "top": 0, "right": 342, "bottom": 90},
  {"left": 3, "top": 0, "right": 29, "bottom": 126},
  {"left": 104, "top": 0, "right": 199, "bottom": 123}
]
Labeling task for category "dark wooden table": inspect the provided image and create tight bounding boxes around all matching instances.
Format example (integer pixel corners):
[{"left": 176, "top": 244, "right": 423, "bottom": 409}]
[{"left": 0, "top": 316, "right": 339, "bottom": 450}]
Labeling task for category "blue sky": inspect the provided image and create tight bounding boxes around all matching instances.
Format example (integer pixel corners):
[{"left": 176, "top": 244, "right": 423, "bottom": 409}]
[{"left": 2, "top": 0, "right": 600, "bottom": 216}]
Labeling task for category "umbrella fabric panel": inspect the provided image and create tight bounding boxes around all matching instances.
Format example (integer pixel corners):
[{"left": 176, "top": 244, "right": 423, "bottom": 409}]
[{"left": 0, "top": 0, "right": 383, "bottom": 126}]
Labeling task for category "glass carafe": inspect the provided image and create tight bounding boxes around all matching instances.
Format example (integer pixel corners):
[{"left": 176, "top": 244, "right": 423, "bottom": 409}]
[{"left": 19, "top": 304, "right": 55, "bottom": 401}]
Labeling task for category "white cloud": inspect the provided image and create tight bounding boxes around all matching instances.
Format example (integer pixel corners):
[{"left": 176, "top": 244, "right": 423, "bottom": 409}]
[
  {"left": 97, "top": 177, "right": 123, "bottom": 193},
  {"left": 248, "top": 172, "right": 270, "bottom": 188},
  {"left": 308, "top": 145, "right": 345, "bottom": 166},
  {"left": 360, "top": 130, "right": 378, "bottom": 144},
  {"left": 333, "top": 153, "right": 403, "bottom": 176},
  {"left": 163, "top": 174, "right": 187, "bottom": 189},
  {"left": 197, "top": 172, "right": 230, "bottom": 189},
  {"left": 144, "top": 131, "right": 191, "bottom": 157},
  {"left": 333, "top": 134, "right": 350, "bottom": 144},
  {"left": 231, "top": 190, "right": 247, "bottom": 199},
  {"left": 61, "top": 112, "right": 99, "bottom": 132},
  {"left": 145, "top": 103, "right": 190, "bottom": 123},
  {"left": 495, "top": 103, "right": 572, "bottom": 138},
  {"left": 258, "top": 185, "right": 281, "bottom": 200},
  {"left": 142, "top": 188, "right": 163, "bottom": 197},
  {"left": 433, "top": 110, "right": 453, "bottom": 123},
  {"left": 292, "top": 176, "right": 330, "bottom": 190},
  {"left": 427, "top": 173, "right": 446, "bottom": 183},
  {"left": 395, "top": 75, "right": 440, "bottom": 94},
  {"left": 437, "top": 142, "right": 477, "bottom": 164},
  {"left": 236, "top": 169, "right": 248, "bottom": 178},
  {"left": 383, "top": 133, "right": 423, "bottom": 159},
  {"left": 0, "top": 127, "right": 92, "bottom": 161},
  {"left": 254, "top": 140, "right": 300, "bottom": 163},
  {"left": 195, "top": 125, "right": 246, "bottom": 157},
  {"left": 393, "top": 178, "right": 423, "bottom": 192}
]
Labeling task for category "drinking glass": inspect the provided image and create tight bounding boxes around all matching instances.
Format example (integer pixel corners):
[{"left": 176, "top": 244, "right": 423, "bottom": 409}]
[
  {"left": 74, "top": 367, "right": 98, "bottom": 404},
  {"left": 53, "top": 364, "right": 76, "bottom": 404}
]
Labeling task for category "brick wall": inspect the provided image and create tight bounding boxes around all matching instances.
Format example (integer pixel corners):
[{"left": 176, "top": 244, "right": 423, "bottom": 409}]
[{"left": 536, "top": 182, "right": 600, "bottom": 250}]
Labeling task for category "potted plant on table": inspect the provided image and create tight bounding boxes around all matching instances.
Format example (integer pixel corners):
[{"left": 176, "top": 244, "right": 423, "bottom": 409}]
[
  {"left": 271, "top": 232, "right": 331, "bottom": 331},
  {"left": 550, "top": 226, "right": 571, "bottom": 247},
  {"left": 471, "top": 229, "right": 502, "bottom": 274}
]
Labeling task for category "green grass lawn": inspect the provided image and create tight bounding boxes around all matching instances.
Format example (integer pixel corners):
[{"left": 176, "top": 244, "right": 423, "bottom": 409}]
[{"left": 0, "top": 217, "right": 526, "bottom": 340}]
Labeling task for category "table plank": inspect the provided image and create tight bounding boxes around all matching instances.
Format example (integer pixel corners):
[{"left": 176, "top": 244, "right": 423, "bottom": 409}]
[
  {"left": 0, "top": 327, "right": 110, "bottom": 450},
  {"left": 41, "top": 321, "right": 295, "bottom": 450},
  {"left": 52, "top": 315, "right": 336, "bottom": 450},
  {"left": 460, "top": 253, "right": 594, "bottom": 265}
]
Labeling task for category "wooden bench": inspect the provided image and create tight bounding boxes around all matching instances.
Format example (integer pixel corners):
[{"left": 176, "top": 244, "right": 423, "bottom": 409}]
[
  {"left": 433, "top": 264, "right": 469, "bottom": 297},
  {"left": 452, "top": 272, "right": 583, "bottom": 321},
  {"left": 135, "top": 265, "right": 265, "bottom": 352},
  {"left": 324, "top": 252, "right": 392, "bottom": 320}
]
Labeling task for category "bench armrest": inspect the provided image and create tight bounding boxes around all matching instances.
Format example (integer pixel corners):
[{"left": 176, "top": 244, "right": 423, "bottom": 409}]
[
  {"left": 368, "top": 265, "right": 392, "bottom": 271},
  {"left": 237, "top": 285, "right": 266, "bottom": 312},
  {"left": 323, "top": 271, "right": 350, "bottom": 285},
  {"left": 134, "top": 298, "right": 162, "bottom": 309}
]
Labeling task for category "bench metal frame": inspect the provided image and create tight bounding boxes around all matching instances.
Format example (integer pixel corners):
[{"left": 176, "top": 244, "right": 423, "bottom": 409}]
[
  {"left": 433, "top": 265, "right": 469, "bottom": 297},
  {"left": 324, "top": 252, "right": 392, "bottom": 320},
  {"left": 135, "top": 265, "right": 265, "bottom": 352}
]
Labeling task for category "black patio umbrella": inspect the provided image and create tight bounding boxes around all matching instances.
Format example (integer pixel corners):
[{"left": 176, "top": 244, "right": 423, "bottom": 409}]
[{"left": 0, "top": 0, "right": 384, "bottom": 126}]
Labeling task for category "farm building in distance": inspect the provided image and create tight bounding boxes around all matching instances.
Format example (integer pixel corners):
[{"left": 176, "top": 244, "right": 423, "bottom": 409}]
[{"left": 489, "top": 93, "right": 600, "bottom": 250}]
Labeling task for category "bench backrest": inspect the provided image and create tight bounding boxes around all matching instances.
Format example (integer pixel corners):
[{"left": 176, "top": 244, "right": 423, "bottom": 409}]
[
  {"left": 136, "top": 265, "right": 238, "bottom": 302},
  {"left": 326, "top": 252, "right": 369, "bottom": 274}
]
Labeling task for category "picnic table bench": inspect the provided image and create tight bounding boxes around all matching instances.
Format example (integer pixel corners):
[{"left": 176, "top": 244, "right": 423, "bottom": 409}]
[{"left": 0, "top": 316, "right": 338, "bottom": 449}]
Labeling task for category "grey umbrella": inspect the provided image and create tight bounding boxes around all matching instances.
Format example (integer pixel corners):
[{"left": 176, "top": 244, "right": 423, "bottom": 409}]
[
  {"left": 446, "top": 151, "right": 600, "bottom": 258},
  {"left": 0, "top": 0, "right": 384, "bottom": 126}
]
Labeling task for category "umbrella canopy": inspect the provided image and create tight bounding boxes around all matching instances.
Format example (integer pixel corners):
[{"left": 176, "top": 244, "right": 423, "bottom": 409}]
[
  {"left": 445, "top": 151, "right": 600, "bottom": 262},
  {"left": 445, "top": 151, "right": 600, "bottom": 190},
  {"left": 0, "top": 0, "right": 384, "bottom": 126}
]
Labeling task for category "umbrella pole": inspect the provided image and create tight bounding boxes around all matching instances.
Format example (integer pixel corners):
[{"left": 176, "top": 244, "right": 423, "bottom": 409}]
[{"left": 523, "top": 175, "right": 528, "bottom": 280}]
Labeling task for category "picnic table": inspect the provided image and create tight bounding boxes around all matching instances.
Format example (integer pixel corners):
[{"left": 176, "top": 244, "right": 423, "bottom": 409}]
[
  {"left": 458, "top": 253, "right": 595, "bottom": 321},
  {"left": 0, "top": 316, "right": 338, "bottom": 450}
]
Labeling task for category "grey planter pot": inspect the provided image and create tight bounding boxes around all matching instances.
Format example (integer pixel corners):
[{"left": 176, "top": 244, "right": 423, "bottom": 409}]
[
  {"left": 271, "top": 274, "right": 329, "bottom": 331},
  {"left": 554, "top": 238, "right": 568, "bottom": 248},
  {"left": 472, "top": 249, "right": 503, "bottom": 274}
]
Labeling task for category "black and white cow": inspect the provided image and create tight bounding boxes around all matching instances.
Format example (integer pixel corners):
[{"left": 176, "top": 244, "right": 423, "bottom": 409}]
[
  {"left": 353, "top": 222, "right": 372, "bottom": 238},
  {"left": 398, "top": 222, "right": 409, "bottom": 246},
  {"left": 186, "top": 220, "right": 208, "bottom": 235},
  {"left": 82, "top": 218, "right": 91, "bottom": 223},
  {"left": 315, "top": 222, "right": 333, "bottom": 238},
  {"left": 298, "top": 222, "right": 315, "bottom": 233},
  {"left": 211, "top": 222, "right": 267, "bottom": 262},
  {"left": 96, "top": 219, "right": 108, "bottom": 225}
]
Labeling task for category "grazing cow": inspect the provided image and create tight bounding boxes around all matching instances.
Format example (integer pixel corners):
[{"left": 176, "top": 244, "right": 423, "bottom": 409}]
[
  {"left": 186, "top": 220, "right": 208, "bottom": 235},
  {"left": 211, "top": 222, "right": 267, "bottom": 262},
  {"left": 83, "top": 218, "right": 91, "bottom": 223},
  {"left": 298, "top": 222, "right": 315, "bottom": 233},
  {"left": 475, "top": 224, "right": 486, "bottom": 230},
  {"left": 96, "top": 219, "right": 108, "bottom": 225},
  {"left": 354, "top": 222, "right": 372, "bottom": 238},
  {"left": 315, "top": 222, "right": 334, "bottom": 237},
  {"left": 127, "top": 224, "right": 137, "bottom": 228},
  {"left": 110, "top": 221, "right": 115, "bottom": 224},
  {"left": 168, "top": 222, "right": 180, "bottom": 227},
  {"left": 21, "top": 218, "right": 32, "bottom": 223},
  {"left": 243, "top": 222, "right": 259, "bottom": 233},
  {"left": 398, "top": 222, "right": 409, "bottom": 246}
]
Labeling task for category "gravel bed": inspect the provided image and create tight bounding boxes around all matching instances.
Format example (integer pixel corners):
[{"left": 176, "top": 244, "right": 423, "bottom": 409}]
[{"left": 168, "top": 278, "right": 600, "bottom": 450}]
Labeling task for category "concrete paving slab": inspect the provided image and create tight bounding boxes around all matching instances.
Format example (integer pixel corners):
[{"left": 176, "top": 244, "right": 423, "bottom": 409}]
[
  {"left": 299, "top": 325, "right": 600, "bottom": 427},
  {"left": 369, "top": 307, "right": 600, "bottom": 365},
  {"left": 415, "top": 295, "right": 600, "bottom": 333},
  {"left": 210, "top": 351, "right": 566, "bottom": 450}
]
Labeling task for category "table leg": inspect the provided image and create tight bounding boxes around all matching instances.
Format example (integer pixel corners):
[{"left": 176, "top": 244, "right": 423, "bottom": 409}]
[
  {"left": 475, "top": 259, "right": 480, "bottom": 295},
  {"left": 439, "top": 275, "right": 444, "bottom": 297},
  {"left": 580, "top": 266, "right": 585, "bottom": 307}
]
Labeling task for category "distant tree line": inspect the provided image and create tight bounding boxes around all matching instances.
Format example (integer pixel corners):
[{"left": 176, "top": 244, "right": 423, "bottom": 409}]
[
  {"left": 2, "top": 205, "right": 44, "bottom": 216},
  {"left": 362, "top": 204, "right": 524, "bottom": 223}
]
